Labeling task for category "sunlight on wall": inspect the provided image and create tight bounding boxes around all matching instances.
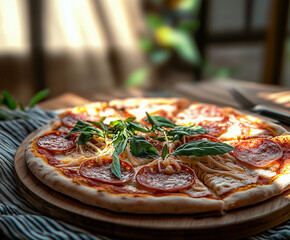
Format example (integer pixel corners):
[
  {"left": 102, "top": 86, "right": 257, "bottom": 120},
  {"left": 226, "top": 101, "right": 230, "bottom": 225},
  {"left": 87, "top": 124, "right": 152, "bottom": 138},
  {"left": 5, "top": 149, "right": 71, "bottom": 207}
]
[
  {"left": 44, "top": 0, "right": 107, "bottom": 51},
  {"left": 0, "top": 0, "right": 29, "bottom": 54}
]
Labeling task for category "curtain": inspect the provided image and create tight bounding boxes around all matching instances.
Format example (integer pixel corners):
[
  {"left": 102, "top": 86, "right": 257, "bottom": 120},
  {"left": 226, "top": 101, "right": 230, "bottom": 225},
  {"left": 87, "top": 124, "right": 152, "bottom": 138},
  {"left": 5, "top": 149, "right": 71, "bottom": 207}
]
[{"left": 0, "top": 0, "right": 148, "bottom": 102}]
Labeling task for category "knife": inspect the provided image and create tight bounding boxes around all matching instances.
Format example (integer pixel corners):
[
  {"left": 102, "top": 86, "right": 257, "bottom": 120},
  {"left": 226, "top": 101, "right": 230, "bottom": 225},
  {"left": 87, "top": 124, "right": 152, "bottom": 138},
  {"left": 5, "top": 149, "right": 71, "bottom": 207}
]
[{"left": 229, "top": 88, "right": 290, "bottom": 126}]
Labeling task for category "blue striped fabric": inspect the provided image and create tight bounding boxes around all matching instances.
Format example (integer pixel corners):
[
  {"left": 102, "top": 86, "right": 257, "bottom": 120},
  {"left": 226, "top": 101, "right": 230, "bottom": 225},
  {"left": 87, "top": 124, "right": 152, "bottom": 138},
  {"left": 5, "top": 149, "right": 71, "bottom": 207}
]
[
  {"left": 0, "top": 107, "right": 289, "bottom": 240},
  {"left": 0, "top": 107, "right": 106, "bottom": 240}
]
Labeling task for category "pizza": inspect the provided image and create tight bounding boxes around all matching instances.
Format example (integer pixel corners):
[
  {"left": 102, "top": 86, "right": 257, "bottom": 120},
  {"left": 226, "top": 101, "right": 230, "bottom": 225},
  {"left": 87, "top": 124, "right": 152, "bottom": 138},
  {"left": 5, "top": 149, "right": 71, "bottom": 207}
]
[{"left": 25, "top": 98, "right": 290, "bottom": 214}]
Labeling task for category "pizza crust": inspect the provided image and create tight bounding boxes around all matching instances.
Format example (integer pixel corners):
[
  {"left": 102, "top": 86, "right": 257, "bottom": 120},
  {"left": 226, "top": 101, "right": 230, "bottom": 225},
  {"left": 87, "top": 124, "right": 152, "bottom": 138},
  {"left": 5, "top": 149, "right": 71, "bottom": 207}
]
[{"left": 224, "top": 173, "right": 290, "bottom": 210}]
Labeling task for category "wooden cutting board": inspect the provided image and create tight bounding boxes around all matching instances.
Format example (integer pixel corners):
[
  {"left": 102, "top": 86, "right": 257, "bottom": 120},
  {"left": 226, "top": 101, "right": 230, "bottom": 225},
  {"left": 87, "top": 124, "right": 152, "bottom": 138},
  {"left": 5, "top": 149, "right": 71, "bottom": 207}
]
[{"left": 14, "top": 130, "right": 290, "bottom": 240}]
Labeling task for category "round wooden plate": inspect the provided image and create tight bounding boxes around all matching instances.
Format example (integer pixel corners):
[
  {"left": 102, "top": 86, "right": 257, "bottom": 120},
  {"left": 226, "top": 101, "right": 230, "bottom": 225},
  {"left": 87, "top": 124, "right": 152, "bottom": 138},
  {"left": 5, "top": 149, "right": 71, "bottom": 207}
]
[{"left": 14, "top": 130, "right": 290, "bottom": 240}]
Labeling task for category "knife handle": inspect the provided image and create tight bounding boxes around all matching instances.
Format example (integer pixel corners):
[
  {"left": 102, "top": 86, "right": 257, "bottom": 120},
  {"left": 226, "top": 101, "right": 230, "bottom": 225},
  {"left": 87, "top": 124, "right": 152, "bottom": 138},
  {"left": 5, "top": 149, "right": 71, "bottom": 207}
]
[{"left": 253, "top": 105, "right": 290, "bottom": 126}]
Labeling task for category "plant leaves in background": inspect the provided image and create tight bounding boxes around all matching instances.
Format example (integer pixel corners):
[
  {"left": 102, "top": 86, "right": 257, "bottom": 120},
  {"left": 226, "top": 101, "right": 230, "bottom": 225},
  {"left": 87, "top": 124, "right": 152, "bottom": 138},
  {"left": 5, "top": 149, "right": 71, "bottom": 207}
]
[
  {"left": 173, "top": 30, "right": 201, "bottom": 65},
  {"left": 177, "top": 20, "right": 200, "bottom": 32},
  {"left": 202, "top": 61, "right": 240, "bottom": 78},
  {"left": 150, "top": 49, "right": 171, "bottom": 65},
  {"left": 125, "top": 68, "right": 149, "bottom": 88},
  {"left": 176, "top": 0, "right": 202, "bottom": 15},
  {"left": 29, "top": 89, "right": 50, "bottom": 109},
  {"left": 146, "top": 14, "right": 163, "bottom": 31},
  {"left": 139, "top": 38, "right": 154, "bottom": 52}
]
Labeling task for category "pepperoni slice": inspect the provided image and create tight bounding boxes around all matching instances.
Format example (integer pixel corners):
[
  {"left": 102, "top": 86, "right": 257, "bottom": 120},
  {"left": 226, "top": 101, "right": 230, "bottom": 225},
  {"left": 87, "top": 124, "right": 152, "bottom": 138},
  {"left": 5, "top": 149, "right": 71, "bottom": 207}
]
[
  {"left": 233, "top": 138, "right": 283, "bottom": 168},
  {"left": 62, "top": 113, "right": 101, "bottom": 128},
  {"left": 62, "top": 114, "right": 81, "bottom": 127},
  {"left": 136, "top": 162, "right": 195, "bottom": 192},
  {"left": 189, "top": 105, "right": 223, "bottom": 118},
  {"left": 37, "top": 132, "right": 76, "bottom": 152},
  {"left": 37, "top": 148, "right": 61, "bottom": 166},
  {"left": 198, "top": 120, "right": 228, "bottom": 137},
  {"left": 80, "top": 159, "right": 135, "bottom": 185}
]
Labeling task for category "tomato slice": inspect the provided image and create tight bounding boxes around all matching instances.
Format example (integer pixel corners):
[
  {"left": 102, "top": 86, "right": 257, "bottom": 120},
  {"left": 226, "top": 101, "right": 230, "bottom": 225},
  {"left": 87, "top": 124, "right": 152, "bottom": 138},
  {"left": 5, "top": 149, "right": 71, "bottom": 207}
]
[
  {"left": 136, "top": 162, "right": 195, "bottom": 192},
  {"left": 37, "top": 132, "right": 76, "bottom": 152},
  {"left": 62, "top": 113, "right": 100, "bottom": 128},
  {"left": 62, "top": 114, "right": 81, "bottom": 127},
  {"left": 233, "top": 138, "right": 283, "bottom": 168},
  {"left": 80, "top": 159, "right": 135, "bottom": 185}
]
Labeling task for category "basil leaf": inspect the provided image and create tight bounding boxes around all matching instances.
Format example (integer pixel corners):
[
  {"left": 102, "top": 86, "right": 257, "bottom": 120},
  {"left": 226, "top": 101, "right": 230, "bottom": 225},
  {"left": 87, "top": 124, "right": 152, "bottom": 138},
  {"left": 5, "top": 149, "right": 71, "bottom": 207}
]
[
  {"left": 88, "top": 120, "right": 108, "bottom": 132},
  {"left": 171, "top": 141, "right": 235, "bottom": 157},
  {"left": 125, "top": 117, "right": 136, "bottom": 122},
  {"left": 112, "top": 129, "right": 128, "bottom": 155},
  {"left": 145, "top": 112, "right": 160, "bottom": 128},
  {"left": 78, "top": 133, "right": 93, "bottom": 145},
  {"left": 109, "top": 119, "right": 122, "bottom": 127},
  {"left": 29, "top": 89, "right": 50, "bottom": 108},
  {"left": 151, "top": 116, "right": 175, "bottom": 128},
  {"left": 127, "top": 121, "right": 150, "bottom": 133},
  {"left": 66, "top": 120, "right": 104, "bottom": 139},
  {"left": 111, "top": 150, "right": 122, "bottom": 179},
  {"left": 168, "top": 125, "right": 207, "bottom": 139},
  {"left": 130, "top": 136, "right": 159, "bottom": 159},
  {"left": 152, "top": 136, "right": 167, "bottom": 141},
  {"left": 161, "top": 144, "right": 168, "bottom": 160},
  {"left": 144, "top": 113, "right": 175, "bottom": 128}
]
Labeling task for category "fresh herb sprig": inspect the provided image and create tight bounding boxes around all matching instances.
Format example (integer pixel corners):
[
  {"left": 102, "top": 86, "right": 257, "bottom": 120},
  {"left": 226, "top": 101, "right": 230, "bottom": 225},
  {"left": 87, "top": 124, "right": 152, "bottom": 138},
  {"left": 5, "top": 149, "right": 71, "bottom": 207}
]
[
  {"left": 0, "top": 89, "right": 50, "bottom": 120},
  {"left": 66, "top": 117, "right": 158, "bottom": 178},
  {"left": 145, "top": 112, "right": 208, "bottom": 143},
  {"left": 67, "top": 113, "right": 234, "bottom": 179}
]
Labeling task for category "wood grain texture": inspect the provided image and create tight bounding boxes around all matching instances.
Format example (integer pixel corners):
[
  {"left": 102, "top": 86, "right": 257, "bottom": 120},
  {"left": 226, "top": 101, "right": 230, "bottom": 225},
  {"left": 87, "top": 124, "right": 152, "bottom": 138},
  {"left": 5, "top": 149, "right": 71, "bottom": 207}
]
[{"left": 14, "top": 130, "right": 290, "bottom": 240}]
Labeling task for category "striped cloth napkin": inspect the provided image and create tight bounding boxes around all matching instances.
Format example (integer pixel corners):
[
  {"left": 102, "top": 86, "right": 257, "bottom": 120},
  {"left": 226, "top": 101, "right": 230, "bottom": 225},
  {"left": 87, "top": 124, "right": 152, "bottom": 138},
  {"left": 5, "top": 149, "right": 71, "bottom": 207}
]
[{"left": 0, "top": 107, "right": 289, "bottom": 240}]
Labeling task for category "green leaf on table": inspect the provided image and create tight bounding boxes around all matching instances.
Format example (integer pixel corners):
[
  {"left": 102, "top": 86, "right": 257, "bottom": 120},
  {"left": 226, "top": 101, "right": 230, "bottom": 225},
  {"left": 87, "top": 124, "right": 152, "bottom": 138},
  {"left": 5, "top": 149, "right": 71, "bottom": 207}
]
[
  {"left": 0, "top": 112, "right": 8, "bottom": 120},
  {"left": 2, "top": 91, "right": 17, "bottom": 110},
  {"left": 130, "top": 135, "right": 159, "bottom": 159},
  {"left": 171, "top": 141, "right": 235, "bottom": 157},
  {"left": 18, "top": 102, "right": 26, "bottom": 112},
  {"left": 150, "top": 50, "right": 171, "bottom": 65},
  {"left": 125, "top": 68, "right": 149, "bottom": 88},
  {"left": 29, "top": 89, "right": 50, "bottom": 108},
  {"left": 111, "top": 150, "right": 122, "bottom": 179}
]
